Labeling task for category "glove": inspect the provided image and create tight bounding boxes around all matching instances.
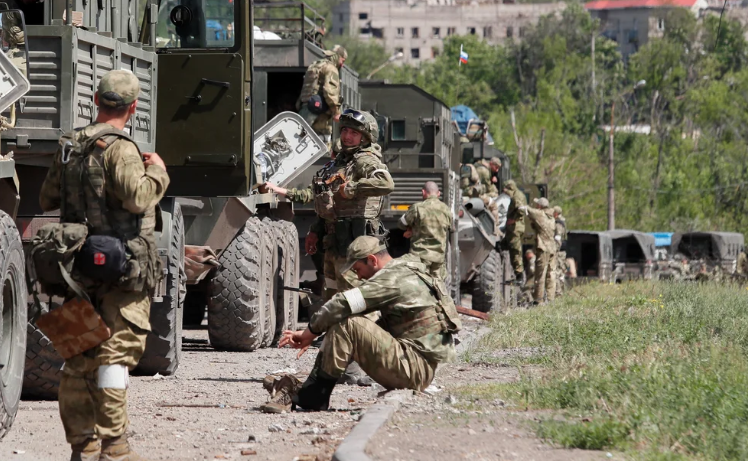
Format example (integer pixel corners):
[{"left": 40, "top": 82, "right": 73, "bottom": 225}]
[{"left": 555, "top": 235, "right": 562, "bottom": 243}]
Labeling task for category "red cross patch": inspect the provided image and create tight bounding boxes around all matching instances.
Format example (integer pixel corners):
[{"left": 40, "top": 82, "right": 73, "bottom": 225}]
[{"left": 94, "top": 253, "right": 106, "bottom": 266}]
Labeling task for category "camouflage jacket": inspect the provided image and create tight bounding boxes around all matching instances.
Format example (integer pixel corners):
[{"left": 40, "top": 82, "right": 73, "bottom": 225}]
[
  {"left": 474, "top": 161, "right": 498, "bottom": 197},
  {"left": 504, "top": 184, "right": 527, "bottom": 232},
  {"left": 310, "top": 254, "right": 462, "bottom": 364},
  {"left": 554, "top": 216, "right": 567, "bottom": 251},
  {"left": 526, "top": 207, "right": 556, "bottom": 253},
  {"left": 298, "top": 53, "right": 341, "bottom": 116},
  {"left": 402, "top": 196, "right": 453, "bottom": 264},
  {"left": 39, "top": 123, "right": 169, "bottom": 330}
]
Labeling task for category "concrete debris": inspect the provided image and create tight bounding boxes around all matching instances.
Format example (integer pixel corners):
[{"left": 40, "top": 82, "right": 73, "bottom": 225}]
[
  {"left": 445, "top": 394, "right": 458, "bottom": 405},
  {"left": 268, "top": 424, "right": 285, "bottom": 433}
]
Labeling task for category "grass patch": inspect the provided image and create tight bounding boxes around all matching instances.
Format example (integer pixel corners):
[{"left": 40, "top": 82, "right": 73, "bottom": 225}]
[{"left": 461, "top": 281, "right": 748, "bottom": 460}]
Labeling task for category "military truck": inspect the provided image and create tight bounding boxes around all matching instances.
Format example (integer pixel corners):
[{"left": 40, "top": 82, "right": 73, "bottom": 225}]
[
  {"left": 609, "top": 230, "right": 655, "bottom": 282},
  {"left": 671, "top": 231, "right": 745, "bottom": 275},
  {"left": 2, "top": 0, "right": 328, "bottom": 402},
  {"left": 0, "top": 20, "right": 32, "bottom": 438},
  {"left": 566, "top": 230, "right": 613, "bottom": 284}
]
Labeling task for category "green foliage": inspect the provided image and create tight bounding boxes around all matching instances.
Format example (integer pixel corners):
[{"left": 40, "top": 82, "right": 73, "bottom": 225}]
[
  {"left": 366, "top": 5, "right": 748, "bottom": 234},
  {"left": 461, "top": 282, "right": 748, "bottom": 459}
]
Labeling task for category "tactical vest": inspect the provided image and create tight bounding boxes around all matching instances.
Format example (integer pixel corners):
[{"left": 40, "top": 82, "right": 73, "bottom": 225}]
[
  {"left": 312, "top": 152, "right": 385, "bottom": 221},
  {"left": 384, "top": 262, "right": 462, "bottom": 339},
  {"left": 58, "top": 126, "right": 161, "bottom": 291},
  {"left": 299, "top": 57, "right": 336, "bottom": 103}
]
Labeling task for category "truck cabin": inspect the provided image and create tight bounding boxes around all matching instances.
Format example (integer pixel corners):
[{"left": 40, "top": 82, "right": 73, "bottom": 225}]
[
  {"left": 566, "top": 231, "right": 613, "bottom": 283},
  {"left": 608, "top": 230, "right": 655, "bottom": 280}
]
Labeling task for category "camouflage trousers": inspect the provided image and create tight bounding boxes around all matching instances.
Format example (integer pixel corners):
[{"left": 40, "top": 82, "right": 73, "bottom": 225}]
[
  {"left": 506, "top": 226, "right": 524, "bottom": 276},
  {"left": 299, "top": 106, "right": 333, "bottom": 145},
  {"left": 555, "top": 250, "right": 566, "bottom": 296},
  {"left": 533, "top": 248, "right": 556, "bottom": 303},
  {"left": 58, "top": 288, "right": 150, "bottom": 445},
  {"left": 317, "top": 316, "right": 436, "bottom": 391},
  {"left": 323, "top": 251, "right": 360, "bottom": 301},
  {"left": 421, "top": 258, "right": 447, "bottom": 281}
]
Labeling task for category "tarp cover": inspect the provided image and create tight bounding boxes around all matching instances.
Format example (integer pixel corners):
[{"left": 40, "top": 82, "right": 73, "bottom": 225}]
[
  {"left": 649, "top": 232, "right": 673, "bottom": 248},
  {"left": 608, "top": 230, "right": 656, "bottom": 261},
  {"left": 567, "top": 230, "right": 614, "bottom": 263},
  {"left": 671, "top": 232, "right": 745, "bottom": 261}
]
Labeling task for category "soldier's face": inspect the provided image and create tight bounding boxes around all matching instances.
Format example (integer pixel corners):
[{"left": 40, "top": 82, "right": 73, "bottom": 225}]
[
  {"left": 338, "top": 56, "right": 346, "bottom": 67},
  {"left": 341, "top": 127, "right": 363, "bottom": 147},
  {"left": 351, "top": 256, "right": 378, "bottom": 280}
]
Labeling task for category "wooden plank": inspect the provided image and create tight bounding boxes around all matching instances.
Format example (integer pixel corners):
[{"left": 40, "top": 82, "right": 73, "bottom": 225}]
[{"left": 456, "top": 306, "right": 490, "bottom": 321}]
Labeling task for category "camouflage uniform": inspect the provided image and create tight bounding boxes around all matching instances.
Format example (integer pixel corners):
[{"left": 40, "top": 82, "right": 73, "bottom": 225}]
[
  {"left": 308, "top": 239, "right": 461, "bottom": 391},
  {"left": 524, "top": 199, "right": 556, "bottom": 303},
  {"left": 503, "top": 180, "right": 527, "bottom": 278},
  {"left": 737, "top": 250, "right": 748, "bottom": 276},
  {"left": 287, "top": 112, "right": 394, "bottom": 300},
  {"left": 460, "top": 163, "right": 483, "bottom": 198},
  {"left": 400, "top": 195, "right": 453, "bottom": 279},
  {"left": 474, "top": 157, "right": 500, "bottom": 198},
  {"left": 39, "top": 71, "right": 169, "bottom": 456},
  {"left": 297, "top": 46, "right": 347, "bottom": 142},
  {"left": 553, "top": 207, "right": 567, "bottom": 296},
  {"left": 2, "top": 11, "right": 26, "bottom": 76},
  {"left": 522, "top": 250, "right": 536, "bottom": 304}
]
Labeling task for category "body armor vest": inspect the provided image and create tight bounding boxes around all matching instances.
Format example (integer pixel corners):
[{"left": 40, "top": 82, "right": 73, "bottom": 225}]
[{"left": 312, "top": 152, "right": 386, "bottom": 221}]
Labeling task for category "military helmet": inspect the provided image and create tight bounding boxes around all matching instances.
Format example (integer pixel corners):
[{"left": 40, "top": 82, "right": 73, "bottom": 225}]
[
  {"left": 340, "top": 109, "right": 378, "bottom": 143},
  {"left": 332, "top": 44, "right": 348, "bottom": 60},
  {"left": 553, "top": 206, "right": 562, "bottom": 214}
]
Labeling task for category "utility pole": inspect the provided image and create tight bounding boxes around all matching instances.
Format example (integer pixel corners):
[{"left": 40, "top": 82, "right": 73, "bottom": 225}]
[{"left": 608, "top": 99, "right": 615, "bottom": 231}]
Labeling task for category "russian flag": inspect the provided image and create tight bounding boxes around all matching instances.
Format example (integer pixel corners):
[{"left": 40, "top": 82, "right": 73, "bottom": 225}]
[{"left": 459, "top": 49, "right": 469, "bottom": 64}]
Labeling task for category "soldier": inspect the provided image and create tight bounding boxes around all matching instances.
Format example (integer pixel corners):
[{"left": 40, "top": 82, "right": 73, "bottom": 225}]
[
  {"left": 503, "top": 180, "right": 527, "bottom": 284},
  {"left": 264, "top": 109, "right": 394, "bottom": 300},
  {"left": 553, "top": 206, "right": 567, "bottom": 296},
  {"left": 737, "top": 248, "right": 748, "bottom": 276},
  {"left": 2, "top": 10, "right": 26, "bottom": 76},
  {"left": 460, "top": 163, "right": 483, "bottom": 198},
  {"left": 522, "top": 249, "right": 536, "bottom": 304},
  {"left": 39, "top": 70, "right": 169, "bottom": 461},
  {"left": 260, "top": 236, "right": 461, "bottom": 413},
  {"left": 519, "top": 198, "right": 556, "bottom": 304},
  {"left": 474, "top": 157, "right": 501, "bottom": 197},
  {"left": 398, "top": 181, "right": 453, "bottom": 280},
  {"left": 297, "top": 44, "right": 347, "bottom": 146}
]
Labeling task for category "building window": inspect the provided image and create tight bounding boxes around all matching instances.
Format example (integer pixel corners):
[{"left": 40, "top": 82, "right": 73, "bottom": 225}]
[
  {"left": 468, "top": 27, "right": 476, "bottom": 35},
  {"left": 411, "top": 47, "right": 420, "bottom": 59},
  {"left": 412, "top": 27, "right": 419, "bottom": 38},
  {"left": 506, "top": 26, "right": 513, "bottom": 38},
  {"left": 397, "top": 27, "right": 404, "bottom": 37},
  {"left": 391, "top": 120, "right": 406, "bottom": 140},
  {"left": 657, "top": 18, "right": 665, "bottom": 30},
  {"left": 339, "top": 13, "right": 343, "bottom": 22},
  {"left": 483, "top": 26, "right": 492, "bottom": 38},
  {"left": 519, "top": 27, "right": 525, "bottom": 38},
  {"left": 432, "top": 27, "right": 440, "bottom": 38},
  {"left": 431, "top": 47, "right": 440, "bottom": 58},
  {"left": 339, "top": 28, "right": 343, "bottom": 35},
  {"left": 358, "top": 12, "right": 368, "bottom": 20},
  {"left": 447, "top": 27, "right": 456, "bottom": 36}
]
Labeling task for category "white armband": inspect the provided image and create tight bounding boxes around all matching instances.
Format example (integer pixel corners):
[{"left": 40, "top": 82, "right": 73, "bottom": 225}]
[{"left": 343, "top": 288, "right": 366, "bottom": 314}]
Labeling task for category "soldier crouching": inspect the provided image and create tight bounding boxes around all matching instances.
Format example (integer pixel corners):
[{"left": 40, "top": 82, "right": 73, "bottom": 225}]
[{"left": 260, "top": 236, "right": 462, "bottom": 412}]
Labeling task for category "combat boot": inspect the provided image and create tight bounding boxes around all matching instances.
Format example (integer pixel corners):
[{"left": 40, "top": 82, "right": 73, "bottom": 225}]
[
  {"left": 260, "top": 374, "right": 302, "bottom": 413},
  {"left": 337, "top": 361, "right": 374, "bottom": 386},
  {"left": 294, "top": 372, "right": 338, "bottom": 411},
  {"left": 100, "top": 434, "right": 147, "bottom": 461},
  {"left": 70, "top": 438, "right": 100, "bottom": 461}
]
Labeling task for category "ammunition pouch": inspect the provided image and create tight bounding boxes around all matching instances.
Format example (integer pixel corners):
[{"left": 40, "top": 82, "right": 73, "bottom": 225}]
[
  {"left": 30, "top": 223, "right": 89, "bottom": 297},
  {"left": 332, "top": 217, "right": 384, "bottom": 256},
  {"left": 308, "top": 94, "right": 329, "bottom": 115},
  {"left": 75, "top": 235, "right": 127, "bottom": 284}
]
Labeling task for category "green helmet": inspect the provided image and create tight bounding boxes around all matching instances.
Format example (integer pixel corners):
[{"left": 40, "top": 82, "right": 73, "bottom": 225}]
[{"left": 340, "top": 109, "right": 378, "bottom": 143}]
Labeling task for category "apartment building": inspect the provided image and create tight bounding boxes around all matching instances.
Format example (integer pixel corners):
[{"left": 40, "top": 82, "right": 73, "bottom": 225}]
[{"left": 332, "top": 0, "right": 565, "bottom": 64}]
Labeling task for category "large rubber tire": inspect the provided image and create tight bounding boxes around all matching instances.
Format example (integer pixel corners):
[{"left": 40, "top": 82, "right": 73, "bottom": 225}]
[
  {"left": 471, "top": 250, "right": 501, "bottom": 313},
  {"left": 259, "top": 219, "right": 277, "bottom": 348},
  {"left": 135, "top": 203, "right": 185, "bottom": 376},
  {"left": 21, "top": 320, "right": 62, "bottom": 401},
  {"left": 273, "top": 221, "right": 299, "bottom": 337},
  {"left": 208, "top": 217, "right": 266, "bottom": 351},
  {"left": 0, "top": 212, "right": 27, "bottom": 439}
]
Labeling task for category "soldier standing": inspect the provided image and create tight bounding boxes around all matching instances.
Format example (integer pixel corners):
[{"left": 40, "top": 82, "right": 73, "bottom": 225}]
[
  {"left": 522, "top": 249, "right": 536, "bottom": 304},
  {"left": 265, "top": 109, "right": 394, "bottom": 300},
  {"left": 520, "top": 198, "right": 556, "bottom": 304},
  {"left": 553, "top": 206, "right": 567, "bottom": 296},
  {"left": 297, "top": 45, "right": 347, "bottom": 147},
  {"left": 398, "top": 181, "right": 453, "bottom": 279},
  {"left": 39, "top": 70, "right": 169, "bottom": 461},
  {"left": 503, "top": 180, "right": 527, "bottom": 284},
  {"left": 260, "top": 236, "right": 461, "bottom": 413}
]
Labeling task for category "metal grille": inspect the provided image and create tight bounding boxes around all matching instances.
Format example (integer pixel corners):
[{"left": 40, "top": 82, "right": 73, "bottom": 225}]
[{"left": 389, "top": 173, "right": 445, "bottom": 206}]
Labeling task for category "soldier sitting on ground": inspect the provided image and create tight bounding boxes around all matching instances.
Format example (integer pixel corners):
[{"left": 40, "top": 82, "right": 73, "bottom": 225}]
[
  {"left": 398, "top": 181, "right": 453, "bottom": 280},
  {"left": 260, "top": 236, "right": 461, "bottom": 413}
]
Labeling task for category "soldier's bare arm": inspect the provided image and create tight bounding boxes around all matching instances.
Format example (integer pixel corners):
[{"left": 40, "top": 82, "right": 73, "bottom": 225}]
[
  {"left": 39, "top": 153, "right": 62, "bottom": 211},
  {"left": 106, "top": 141, "right": 170, "bottom": 214}
]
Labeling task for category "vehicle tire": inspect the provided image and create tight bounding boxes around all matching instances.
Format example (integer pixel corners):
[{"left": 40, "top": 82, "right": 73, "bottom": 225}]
[
  {"left": 22, "top": 319, "right": 62, "bottom": 401},
  {"left": 273, "top": 220, "right": 299, "bottom": 338},
  {"left": 182, "top": 281, "right": 207, "bottom": 328},
  {"left": 135, "top": 202, "right": 185, "bottom": 376},
  {"left": 471, "top": 249, "right": 501, "bottom": 313},
  {"left": 259, "top": 219, "right": 277, "bottom": 348},
  {"left": 0, "top": 212, "right": 28, "bottom": 439},
  {"left": 208, "top": 217, "right": 266, "bottom": 351}
]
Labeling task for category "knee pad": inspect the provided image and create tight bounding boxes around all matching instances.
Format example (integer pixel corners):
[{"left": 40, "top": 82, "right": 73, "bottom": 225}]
[{"left": 98, "top": 364, "right": 129, "bottom": 390}]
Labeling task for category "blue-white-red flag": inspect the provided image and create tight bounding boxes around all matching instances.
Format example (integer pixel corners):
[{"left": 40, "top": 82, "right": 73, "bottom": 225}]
[{"left": 459, "top": 45, "right": 468, "bottom": 66}]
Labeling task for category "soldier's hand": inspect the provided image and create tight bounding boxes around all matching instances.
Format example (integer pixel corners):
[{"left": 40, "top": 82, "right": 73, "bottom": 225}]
[
  {"left": 333, "top": 113, "right": 341, "bottom": 122},
  {"left": 403, "top": 228, "right": 413, "bottom": 238},
  {"left": 305, "top": 232, "right": 319, "bottom": 255},
  {"left": 143, "top": 152, "right": 166, "bottom": 170},
  {"left": 263, "top": 182, "right": 288, "bottom": 196},
  {"left": 279, "top": 328, "right": 317, "bottom": 358},
  {"left": 338, "top": 182, "right": 351, "bottom": 199}
]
